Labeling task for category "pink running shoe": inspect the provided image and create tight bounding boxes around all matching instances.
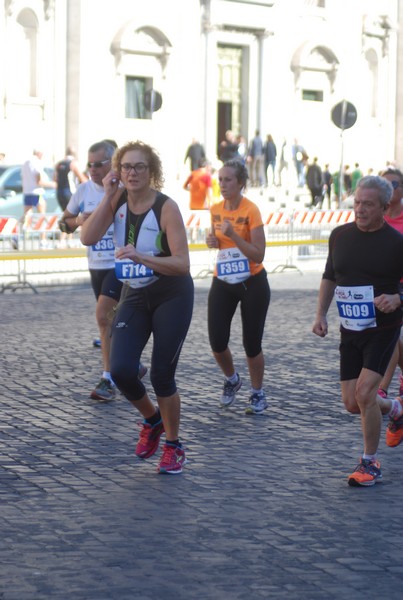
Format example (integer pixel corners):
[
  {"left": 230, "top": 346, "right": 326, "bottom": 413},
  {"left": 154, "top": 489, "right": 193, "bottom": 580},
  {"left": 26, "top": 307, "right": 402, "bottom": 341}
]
[
  {"left": 158, "top": 443, "right": 187, "bottom": 474},
  {"left": 135, "top": 420, "right": 164, "bottom": 459}
]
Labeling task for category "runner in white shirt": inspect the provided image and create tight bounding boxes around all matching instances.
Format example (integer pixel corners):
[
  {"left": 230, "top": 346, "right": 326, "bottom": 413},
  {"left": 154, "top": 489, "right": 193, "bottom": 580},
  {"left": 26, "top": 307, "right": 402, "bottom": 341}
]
[{"left": 59, "top": 140, "right": 146, "bottom": 401}]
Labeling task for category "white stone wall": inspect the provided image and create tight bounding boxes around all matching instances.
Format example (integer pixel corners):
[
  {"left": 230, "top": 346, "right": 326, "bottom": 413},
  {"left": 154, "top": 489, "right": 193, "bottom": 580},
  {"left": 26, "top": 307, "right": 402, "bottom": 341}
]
[{"left": 0, "top": 0, "right": 399, "bottom": 179}]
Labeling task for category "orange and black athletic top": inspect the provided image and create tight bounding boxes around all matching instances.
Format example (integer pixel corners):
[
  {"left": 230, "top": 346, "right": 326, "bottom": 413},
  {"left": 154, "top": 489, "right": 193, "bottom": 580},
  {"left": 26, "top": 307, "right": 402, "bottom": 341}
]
[{"left": 210, "top": 196, "right": 264, "bottom": 277}]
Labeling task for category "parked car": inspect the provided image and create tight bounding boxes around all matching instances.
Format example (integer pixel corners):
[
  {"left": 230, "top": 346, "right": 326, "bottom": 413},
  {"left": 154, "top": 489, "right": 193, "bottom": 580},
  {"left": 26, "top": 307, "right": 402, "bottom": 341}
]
[{"left": 0, "top": 165, "right": 60, "bottom": 218}]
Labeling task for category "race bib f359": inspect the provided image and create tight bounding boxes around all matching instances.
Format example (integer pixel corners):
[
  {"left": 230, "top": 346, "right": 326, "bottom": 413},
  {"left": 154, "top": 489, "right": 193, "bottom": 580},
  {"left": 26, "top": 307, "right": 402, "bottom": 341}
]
[{"left": 216, "top": 248, "right": 250, "bottom": 284}]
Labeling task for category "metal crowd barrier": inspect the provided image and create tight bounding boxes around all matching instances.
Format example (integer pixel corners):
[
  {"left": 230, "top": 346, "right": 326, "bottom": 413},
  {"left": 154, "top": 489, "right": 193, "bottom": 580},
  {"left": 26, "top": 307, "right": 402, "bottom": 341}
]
[
  {"left": 0, "top": 209, "right": 354, "bottom": 292},
  {"left": 0, "top": 213, "right": 87, "bottom": 292},
  {"left": 263, "top": 208, "right": 354, "bottom": 272}
]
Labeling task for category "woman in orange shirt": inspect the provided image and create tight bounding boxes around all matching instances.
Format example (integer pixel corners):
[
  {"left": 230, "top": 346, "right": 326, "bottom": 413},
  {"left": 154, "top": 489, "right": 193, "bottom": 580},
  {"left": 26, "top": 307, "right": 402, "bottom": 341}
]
[
  {"left": 183, "top": 160, "right": 212, "bottom": 210},
  {"left": 206, "top": 160, "right": 271, "bottom": 414}
]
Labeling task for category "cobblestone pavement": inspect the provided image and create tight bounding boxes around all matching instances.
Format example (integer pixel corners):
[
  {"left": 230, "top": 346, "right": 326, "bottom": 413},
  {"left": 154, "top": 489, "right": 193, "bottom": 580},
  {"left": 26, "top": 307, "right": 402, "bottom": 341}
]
[{"left": 1, "top": 272, "right": 403, "bottom": 600}]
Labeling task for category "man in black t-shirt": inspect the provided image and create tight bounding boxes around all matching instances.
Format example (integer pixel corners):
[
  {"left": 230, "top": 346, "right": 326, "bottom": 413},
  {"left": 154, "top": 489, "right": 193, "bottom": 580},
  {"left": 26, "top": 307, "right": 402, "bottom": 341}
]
[{"left": 313, "top": 175, "right": 403, "bottom": 487}]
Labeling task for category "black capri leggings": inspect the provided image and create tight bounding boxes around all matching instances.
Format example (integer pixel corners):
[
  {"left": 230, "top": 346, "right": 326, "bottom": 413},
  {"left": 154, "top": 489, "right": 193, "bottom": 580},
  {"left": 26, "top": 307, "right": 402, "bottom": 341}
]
[
  {"left": 110, "top": 274, "right": 194, "bottom": 402},
  {"left": 208, "top": 269, "right": 270, "bottom": 357}
]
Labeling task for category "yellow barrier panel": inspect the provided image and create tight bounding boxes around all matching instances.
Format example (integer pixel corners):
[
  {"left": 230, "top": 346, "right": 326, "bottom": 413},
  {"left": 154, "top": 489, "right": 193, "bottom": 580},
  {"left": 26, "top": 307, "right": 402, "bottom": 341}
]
[
  {"left": 0, "top": 238, "right": 329, "bottom": 260},
  {"left": 189, "top": 239, "right": 329, "bottom": 251},
  {"left": 0, "top": 248, "right": 87, "bottom": 261}
]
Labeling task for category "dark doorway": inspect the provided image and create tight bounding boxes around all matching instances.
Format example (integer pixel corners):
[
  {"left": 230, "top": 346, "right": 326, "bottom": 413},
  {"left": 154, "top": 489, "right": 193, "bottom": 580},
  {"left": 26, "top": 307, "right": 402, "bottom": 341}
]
[{"left": 217, "top": 101, "right": 232, "bottom": 155}]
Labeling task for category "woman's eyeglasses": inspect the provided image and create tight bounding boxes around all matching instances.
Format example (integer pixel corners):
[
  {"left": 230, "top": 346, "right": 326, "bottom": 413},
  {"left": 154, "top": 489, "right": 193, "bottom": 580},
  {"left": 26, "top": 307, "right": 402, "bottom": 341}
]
[
  {"left": 120, "top": 162, "right": 149, "bottom": 175},
  {"left": 390, "top": 180, "right": 403, "bottom": 190}
]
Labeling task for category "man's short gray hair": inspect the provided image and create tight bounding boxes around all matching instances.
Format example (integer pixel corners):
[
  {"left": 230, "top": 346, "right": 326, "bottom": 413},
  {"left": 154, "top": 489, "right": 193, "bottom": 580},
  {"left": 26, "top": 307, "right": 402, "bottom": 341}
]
[
  {"left": 88, "top": 140, "right": 115, "bottom": 160},
  {"left": 356, "top": 175, "right": 393, "bottom": 208}
]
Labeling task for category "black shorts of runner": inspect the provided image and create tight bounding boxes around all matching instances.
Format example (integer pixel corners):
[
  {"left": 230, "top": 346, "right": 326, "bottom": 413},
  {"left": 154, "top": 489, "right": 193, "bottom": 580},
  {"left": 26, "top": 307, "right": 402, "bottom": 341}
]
[
  {"left": 339, "top": 325, "right": 401, "bottom": 381},
  {"left": 24, "top": 193, "right": 40, "bottom": 207},
  {"left": 89, "top": 268, "right": 123, "bottom": 302}
]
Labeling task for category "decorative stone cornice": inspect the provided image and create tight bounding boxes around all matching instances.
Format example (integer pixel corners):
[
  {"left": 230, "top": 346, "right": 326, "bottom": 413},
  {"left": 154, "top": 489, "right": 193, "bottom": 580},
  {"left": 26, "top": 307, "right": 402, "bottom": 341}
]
[
  {"left": 44, "top": 0, "right": 55, "bottom": 20},
  {"left": 5, "top": 0, "right": 55, "bottom": 19},
  {"left": 4, "top": 0, "right": 16, "bottom": 17},
  {"left": 291, "top": 42, "right": 339, "bottom": 93}
]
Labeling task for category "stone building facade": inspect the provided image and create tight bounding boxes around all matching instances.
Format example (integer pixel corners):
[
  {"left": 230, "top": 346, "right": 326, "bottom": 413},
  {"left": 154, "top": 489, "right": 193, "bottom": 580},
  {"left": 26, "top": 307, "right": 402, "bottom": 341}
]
[{"left": 0, "top": 0, "right": 399, "bottom": 185}]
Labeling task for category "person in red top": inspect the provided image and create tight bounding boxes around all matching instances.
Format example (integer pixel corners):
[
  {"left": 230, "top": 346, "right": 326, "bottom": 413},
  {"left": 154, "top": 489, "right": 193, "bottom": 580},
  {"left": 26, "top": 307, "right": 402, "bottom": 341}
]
[
  {"left": 206, "top": 159, "right": 270, "bottom": 414},
  {"left": 383, "top": 168, "right": 403, "bottom": 234},
  {"left": 377, "top": 168, "right": 403, "bottom": 422},
  {"left": 183, "top": 159, "right": 212, "bottom": 210}
]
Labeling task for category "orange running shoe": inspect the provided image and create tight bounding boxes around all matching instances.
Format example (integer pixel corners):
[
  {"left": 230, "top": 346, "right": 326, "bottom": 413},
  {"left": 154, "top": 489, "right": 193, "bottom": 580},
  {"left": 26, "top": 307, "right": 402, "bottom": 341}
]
[
  {"left": 348, "top": 458, "right": 382, "bottom": 487},
  {"left": 386, "top": 416, "right": 403, "bottom": 448}
]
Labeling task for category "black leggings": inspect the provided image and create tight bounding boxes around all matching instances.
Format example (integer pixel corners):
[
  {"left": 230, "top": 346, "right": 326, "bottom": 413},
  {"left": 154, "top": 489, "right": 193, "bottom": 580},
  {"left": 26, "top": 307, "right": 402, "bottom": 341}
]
[
  {"left": 208, "top": 269, "right": 270, "bottom": 357},
  {"left": 110, "top": 275, "right": 194, "bottom": 401}
]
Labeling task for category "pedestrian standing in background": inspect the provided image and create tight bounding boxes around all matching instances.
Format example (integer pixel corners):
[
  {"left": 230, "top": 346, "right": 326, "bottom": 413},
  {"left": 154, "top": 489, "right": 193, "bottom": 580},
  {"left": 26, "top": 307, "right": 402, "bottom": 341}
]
[
  {"left": 54, "top": 147, "right": 88, "bottom": 212},
  {"left": 80, "top": 140, "right": 194, "bottom": 474},
  {"left": 343, "top": 165, "right": 352, "bottom": 196},
  {"left": 184, "top": 138, "right": 206, "bottom": 172},
  {"left": 332, "top": 169, "right": 343, "bottom": 205},
  {"left": 236, "top": 135, "right": 248, "bottom": 164},
  {"left": 312, "top": 176, "right": 403, "bottom": 486},
  {"left": 247, "top": 130, "right": 264, "bottom": 187},
  {"left": 218, "top": 130, "right": 239, "bottom": 163},
  {"left": 206, "top": 159, "right": 270, "bottom": 415},
  {"left": 351, "top": 162, "right": 363, "bottom": 193},
  {"left": 322, "top": 164, "right": 333, "bottom": 209},
  {"left": 306, "top": 157, "right": 323, "bottom": 208},
  {"left": 277, "top": 138, "right": 289, "bottom": 187},
  {"left": 291, "top": 139, "right": 308, "bottom": 187},
  {"left": 263, "top": 134, "right": 277, "bottom": 187}
]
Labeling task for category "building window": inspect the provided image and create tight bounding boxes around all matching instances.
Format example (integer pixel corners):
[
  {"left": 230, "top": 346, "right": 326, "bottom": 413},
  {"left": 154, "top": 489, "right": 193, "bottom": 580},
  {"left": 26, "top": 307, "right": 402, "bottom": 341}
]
[
  {"left": 302, "top": 89, "right": 324, "bottom": 102},
  {"left": 125, "top": 76, "right": 153, "bottom": 119}
]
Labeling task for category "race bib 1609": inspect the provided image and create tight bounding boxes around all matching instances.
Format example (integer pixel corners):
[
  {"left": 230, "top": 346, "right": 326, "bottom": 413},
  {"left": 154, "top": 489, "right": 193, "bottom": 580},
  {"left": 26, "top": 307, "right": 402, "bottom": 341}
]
[{"left": 335, "top": 285, "right": 376, "bottom": 331}]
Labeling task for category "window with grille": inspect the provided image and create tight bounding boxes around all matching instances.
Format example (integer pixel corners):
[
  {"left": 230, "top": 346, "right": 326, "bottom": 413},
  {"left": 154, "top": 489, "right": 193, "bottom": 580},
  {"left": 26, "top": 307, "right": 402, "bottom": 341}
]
[
  {"left": 125, "top": 76, "right": 153, "bottom": 119},
  {"left": 302, "top": 89, "right": 324, "bottom": 102}
]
